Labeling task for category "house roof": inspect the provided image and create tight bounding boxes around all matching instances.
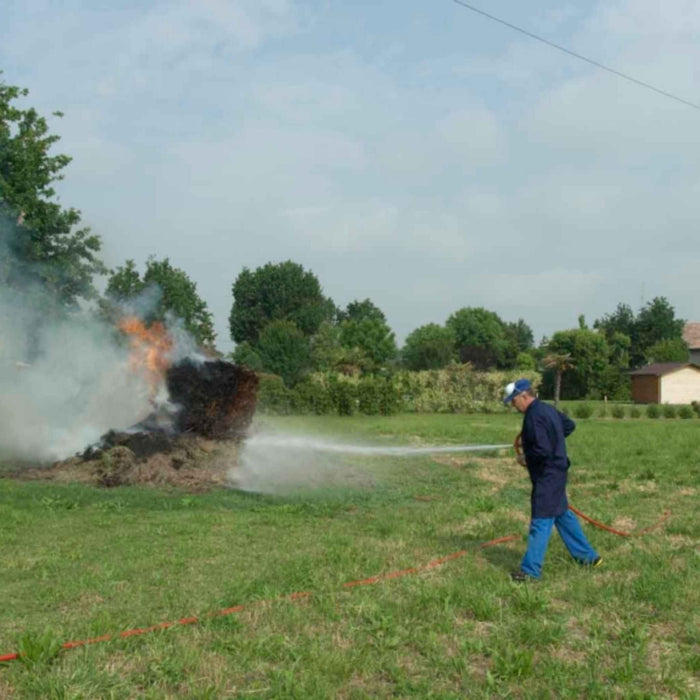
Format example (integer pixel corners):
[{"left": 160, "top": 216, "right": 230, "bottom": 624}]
[
  {"left": 683, "top": 322, "right": 700, "bottom": 349},
  {"left": 629, "top": 362, "right": 700, "bottom": 377}
]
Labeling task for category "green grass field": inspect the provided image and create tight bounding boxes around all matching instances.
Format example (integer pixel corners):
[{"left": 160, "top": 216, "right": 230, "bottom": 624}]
[{"left": 1, "top": 414, "right": 698, "bottom": 698}]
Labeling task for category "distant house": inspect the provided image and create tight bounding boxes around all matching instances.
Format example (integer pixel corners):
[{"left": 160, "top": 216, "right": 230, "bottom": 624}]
[
  {"left": 629, "top": 363, "right": 700, "bottom": 404},
  {"left": 682, "top": 322, "right": 700, "bottom": 365}
]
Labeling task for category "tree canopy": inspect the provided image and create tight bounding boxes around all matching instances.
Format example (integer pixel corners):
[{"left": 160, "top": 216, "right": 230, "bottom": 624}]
[
  {"left": 444, "top": 307, "right": 531, "bottom": 370},
  {"left": 402, "top": 323, "right": 456, "bottom": 370},
  {"left": 544, "top": 329, "right": 609, "bottom": 400},
  {"left": 257, "top": 320, "right": 311, "bottom": 386},
  {"left": 594, "top": 297, "right": 685, "bottom": 368},
  {"left": 644, "top": 338, "right": 689, "bottom": 364},
  {"left": 336, "top": 298, "right": 396, "bottom": 371},
  {"left": 229, "top": 261, "right": 335, "bottom": 346},
  {"left": 105, "top": 257, "right": 216, "bottom": 346},
  {"left": 0, "top": 78, "right": 105, "bottom": 307},
  {"left": 338, "top": 298, "right": 386, "bottom": 324}
]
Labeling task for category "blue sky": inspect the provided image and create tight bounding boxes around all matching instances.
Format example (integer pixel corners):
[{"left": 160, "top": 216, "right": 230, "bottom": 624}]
[{"left": 1, "top": 0, "right": 698, "bottom": 350}]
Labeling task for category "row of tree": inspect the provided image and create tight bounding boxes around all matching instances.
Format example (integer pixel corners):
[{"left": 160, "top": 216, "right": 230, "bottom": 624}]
[{"left": 1, "top": 76, "right": 690, "bottom": 401}]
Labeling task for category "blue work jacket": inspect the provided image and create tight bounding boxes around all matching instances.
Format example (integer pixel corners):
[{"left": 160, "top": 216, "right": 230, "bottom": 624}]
[{"left": 521, "top": 399, "right": 576, "bottom": 518}]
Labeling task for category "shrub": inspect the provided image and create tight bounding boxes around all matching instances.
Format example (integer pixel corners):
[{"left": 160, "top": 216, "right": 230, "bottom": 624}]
[
  {"left": 573, "top": 403, "right": 593, "bottom": 419},
  {"left": 629, "top": 406, "right": 641, "bottom": 418},
  {"left": 611, "top": 405, "right": 625, "bottom": 419},
  {"left": 646, "top": 404, "right": 660, "bottom": 419},
  {"left": 678, "top": 405, "right": 694, "bottom": 419},
  {"left": 256, "top": 373, "right": 292, "bottom": 414},
  {"left": 692, "top": 400, "right": 700, "bottom": 417},
  {"left": 357, "top": 377, "right": 382, "bottom": 415},
  {"left": 515, "top": 352, "right": 536, "bottom": 371},
  {"left": 290, "top": 379, "right": 332, "bottom": 415},
  {"left": 327, "top": 376, "right": 356, "bottom": 416},
  {"left": 662, "top": 404, "right": 676, "bottom": 419},
  {"left": 377, "top": 377, "right": 404, "bottom": 415}
]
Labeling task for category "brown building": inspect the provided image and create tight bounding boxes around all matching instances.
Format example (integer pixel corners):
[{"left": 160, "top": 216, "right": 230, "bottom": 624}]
[
  {"left": 630, "top": 363, "right": 700, "bottom": 404},
  {"left": 682, "top": 322, "right": 700, "bottom": 365}
]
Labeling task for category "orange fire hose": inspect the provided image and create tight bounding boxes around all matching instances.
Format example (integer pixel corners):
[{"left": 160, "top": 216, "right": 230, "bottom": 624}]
[
  {"left": 0, "top": 533, "right": 520, "bottom": 664},
  {"left": 513, "top": 433, "right": 670, "bottom": 537}
]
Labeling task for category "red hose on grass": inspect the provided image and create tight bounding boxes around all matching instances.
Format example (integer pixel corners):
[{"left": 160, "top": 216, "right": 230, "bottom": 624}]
[
  {"left": 0, "top": 533, "right": 521, "bottom": 664},
  {"left": 513, "top": 433, "right": 671, "bottom": 537}
]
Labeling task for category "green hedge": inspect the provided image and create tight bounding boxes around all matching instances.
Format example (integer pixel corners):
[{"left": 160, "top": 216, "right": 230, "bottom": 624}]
[{"left": 255, "top": 365, "right": 541, "bottom": 416}]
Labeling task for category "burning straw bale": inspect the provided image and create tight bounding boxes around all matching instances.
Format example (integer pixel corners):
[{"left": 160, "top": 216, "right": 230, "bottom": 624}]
[
  {"left": 167, "top": 359, "right": 258, "bottom": 440},
  {"left": 7, "top": 359, "right": 258, "bottom": 492},
  {"left": 80, "top": 359, "right": 258, "bottom": 490}
]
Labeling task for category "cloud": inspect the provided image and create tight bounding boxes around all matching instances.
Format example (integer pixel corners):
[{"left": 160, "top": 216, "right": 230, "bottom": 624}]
[{"left": 436, "top": 107, "right": 506, "bottom": 164}]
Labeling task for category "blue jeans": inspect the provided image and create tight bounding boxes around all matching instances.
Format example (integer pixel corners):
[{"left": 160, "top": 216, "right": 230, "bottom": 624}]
[{"left": 520, "top": 509, "right": 598, "bottom": 579}]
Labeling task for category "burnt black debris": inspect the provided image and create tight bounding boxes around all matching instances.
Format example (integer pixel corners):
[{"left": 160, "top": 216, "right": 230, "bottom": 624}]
[{"left": 83, "top": 429, "right": 174, "bottom": 461}]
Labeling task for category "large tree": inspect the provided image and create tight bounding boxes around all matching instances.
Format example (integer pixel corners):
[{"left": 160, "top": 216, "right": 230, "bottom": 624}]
[
  {"left": 337, "top": 298, "right": 397, "bottom": 371},
  {"left": 339, "top": 316, "right": 397, "bottom": 370},
  {"left": 501, "top": 318, "right": 534, "bottom": 368},
  {"left": 229, "top": 261, "right": 335, "bottom": 346},
  {"left": 594, "top": 298, "right": 684, "bottom": 367},
  {"left": 634, "top": 297, "right": 685, "bottom": 366},
  {"left": 0, "top": 78, "right": 104, "bottom": 306},
  {"left": 338, "top": 298, "right": 386, "bottom": 324},
  {"left": 446, "top": 306, "right": 507, "bottom": 370},
  {"left": 644, "top": 338, "right": 689, "bottom": 364},
  {"left": 257, "top": 320, "right": 311, "bottom": 386},
  {"left": 105, "top": 257, "right": 216, "bottom": 346},
  {"left": 594, "top": 303, "right": 636, "bottom": 341},
  {"left": 544, "top": 329, "right": 609, "bottom": 400},
  {"left": 402, "top": 323, "right": 456, "bottom": 370}
]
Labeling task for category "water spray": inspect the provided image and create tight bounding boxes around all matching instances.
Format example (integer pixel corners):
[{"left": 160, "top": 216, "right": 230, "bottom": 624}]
[
  {"left": 232, "top": 432, "right": 511, "bottom": 492},
  {"left": 242, "top": 434, "right": 511, "bottom": 456}
]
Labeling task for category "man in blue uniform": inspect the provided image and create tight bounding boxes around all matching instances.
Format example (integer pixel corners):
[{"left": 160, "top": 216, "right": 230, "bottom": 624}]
[{"left": 504, "top": 379, "right": 601, "bottom": 582}]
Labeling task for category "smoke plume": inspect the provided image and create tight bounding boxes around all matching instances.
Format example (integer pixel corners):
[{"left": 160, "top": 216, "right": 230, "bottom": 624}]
[{"left": 0, "top": 213, "right": 195, "bottom": 463}]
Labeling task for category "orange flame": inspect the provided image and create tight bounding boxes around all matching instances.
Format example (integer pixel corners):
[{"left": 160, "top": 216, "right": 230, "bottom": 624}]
[{"left": 118, "top": 317, "right": 173, "bottom": 394}]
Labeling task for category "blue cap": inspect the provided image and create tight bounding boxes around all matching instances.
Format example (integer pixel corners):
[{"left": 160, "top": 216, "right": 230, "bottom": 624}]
[{"left": 503, "top": 379, "right": 531, "bottom": 405}]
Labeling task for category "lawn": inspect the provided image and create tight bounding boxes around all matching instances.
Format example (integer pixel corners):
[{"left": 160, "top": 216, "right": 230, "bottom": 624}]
[{"left": 0, "top": 413, "right": 698, "bottom": 698}]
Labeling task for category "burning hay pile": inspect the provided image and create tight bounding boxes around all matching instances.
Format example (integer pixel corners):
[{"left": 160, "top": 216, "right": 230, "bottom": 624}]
[{"left": 22, "top": 319, "right": 259, "bottom": 491}]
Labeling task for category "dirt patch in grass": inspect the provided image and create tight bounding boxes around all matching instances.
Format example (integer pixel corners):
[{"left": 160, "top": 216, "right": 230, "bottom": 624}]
[
  {"left": 3, "top": 437, "right": 239, "bottom": 492},
  {"left": 338, "top": 672, "right": 396, "bottom": 699},
  {"left": 466, "top": 652, "right": 493, "bottom": 682},
  {"left": 549, "top": 645, "right": 587, "bottom": 666},
  {"left": 611, "top": 515, "right": 637, "bottom": 531}
]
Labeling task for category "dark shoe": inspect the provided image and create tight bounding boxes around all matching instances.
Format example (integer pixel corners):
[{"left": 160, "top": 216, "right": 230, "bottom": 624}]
[
  {"left": 510, "top": 570, "right": 537, "bottom": 583},
  {"left": 576, "top": 556, "right": 603, "bottom": 568}
]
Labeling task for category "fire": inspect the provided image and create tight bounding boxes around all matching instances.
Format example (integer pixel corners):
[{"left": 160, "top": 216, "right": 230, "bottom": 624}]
[{"left": 118, "top": 317, "right": 173, "bottom": 394}]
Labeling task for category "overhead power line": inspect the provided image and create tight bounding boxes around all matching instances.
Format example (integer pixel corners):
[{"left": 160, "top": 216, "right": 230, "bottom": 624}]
[{"left": 451, "top": 0, "right": 700, "bottom": 112}]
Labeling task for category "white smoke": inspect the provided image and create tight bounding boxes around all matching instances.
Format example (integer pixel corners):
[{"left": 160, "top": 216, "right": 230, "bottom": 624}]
[
  {"left": 0, "top": 281, "right": 204, "bottom": 464},
  {"left": 0, "top": 287, "right": 154, "bottom": 463}
]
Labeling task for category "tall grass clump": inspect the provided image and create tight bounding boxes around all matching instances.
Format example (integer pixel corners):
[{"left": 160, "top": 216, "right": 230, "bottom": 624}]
[
  {"left": 573, "top": 403, "right": 593, "bottom": 419},
  {"left": 629, "top": 406, "right": 641, "bottom": 418},
  {"left": 646, "top": 404, "right": 660, "bottom": 419},
  {"left": 611, "top": 405, "right": 626, "bottom": 419}
]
